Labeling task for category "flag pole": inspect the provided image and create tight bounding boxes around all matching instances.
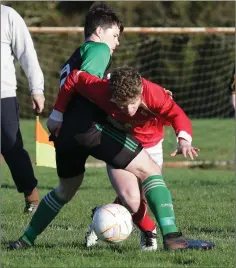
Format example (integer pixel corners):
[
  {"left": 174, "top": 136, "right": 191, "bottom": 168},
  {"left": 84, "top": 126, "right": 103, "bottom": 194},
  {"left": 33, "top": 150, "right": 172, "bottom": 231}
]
[{"left": 35, "top": 114, "right": 40, "bottom": 166}]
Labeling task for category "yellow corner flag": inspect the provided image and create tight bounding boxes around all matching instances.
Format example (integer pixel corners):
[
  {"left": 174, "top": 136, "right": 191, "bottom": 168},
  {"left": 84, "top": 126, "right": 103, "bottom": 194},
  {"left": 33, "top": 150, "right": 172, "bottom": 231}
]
[{"left": 35, "top": 116, "right": 56, "bottom": 168}]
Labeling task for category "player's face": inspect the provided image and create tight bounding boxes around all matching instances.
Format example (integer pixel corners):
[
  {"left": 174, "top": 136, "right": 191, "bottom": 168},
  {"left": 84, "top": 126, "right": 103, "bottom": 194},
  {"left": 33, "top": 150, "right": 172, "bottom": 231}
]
[
  {"left": 100, "top": 25, "right": 120, "bottom": 55},
  {"left": 115, "top": 96, "right": 142, "bottom": 117}
]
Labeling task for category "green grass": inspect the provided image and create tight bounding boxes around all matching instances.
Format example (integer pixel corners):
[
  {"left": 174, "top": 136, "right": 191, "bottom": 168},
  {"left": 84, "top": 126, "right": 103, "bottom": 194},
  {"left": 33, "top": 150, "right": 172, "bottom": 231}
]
[
  {"left": 1, "top": 164, "right": 235, "bottom": 267},
  {"left": 1, "top": 118, "right": 235, "bottom": 267},
  {"left": 19, "top": 118, "right": 235, "bottom": 163}
]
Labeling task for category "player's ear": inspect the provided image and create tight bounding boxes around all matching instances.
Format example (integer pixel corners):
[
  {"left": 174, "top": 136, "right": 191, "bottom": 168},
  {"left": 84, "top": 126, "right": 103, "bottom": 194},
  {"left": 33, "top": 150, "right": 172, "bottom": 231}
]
[{"left": 95, "top": 26, "right": 104, "bottom": 39}]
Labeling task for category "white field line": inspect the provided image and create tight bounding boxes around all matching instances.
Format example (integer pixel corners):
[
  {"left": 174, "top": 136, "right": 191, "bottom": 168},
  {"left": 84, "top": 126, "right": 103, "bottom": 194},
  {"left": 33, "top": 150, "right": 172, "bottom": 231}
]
[
  {"left": 85, "top": 160, "right": 235, "bottom": 168},
  {"left": 1, "top": 155, "right": 233, "bottom": 168}
]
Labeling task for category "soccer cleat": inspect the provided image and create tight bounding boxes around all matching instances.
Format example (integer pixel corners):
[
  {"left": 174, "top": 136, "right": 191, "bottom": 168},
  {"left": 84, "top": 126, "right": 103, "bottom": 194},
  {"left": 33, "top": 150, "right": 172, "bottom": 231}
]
[
  {"left": 84, "top": 206, "right": 100, "bottom": 248},
  {"left": 85, "top": 225, "right": 99, "bottom": 247},
  {"left": 163, "top": 232, "right": 215, "bottom": 251},
  {"left": 24, "top": 202, "right": 38, "bottom": 214},
  {"left": 24, "top": 187, "right": 39, "bottom": 214},
  {"left": 140, "top": 228, "right": 158, "bottom": 251},
  {"left": 7, "top": 237, "right": 32, "bottom": 250}
]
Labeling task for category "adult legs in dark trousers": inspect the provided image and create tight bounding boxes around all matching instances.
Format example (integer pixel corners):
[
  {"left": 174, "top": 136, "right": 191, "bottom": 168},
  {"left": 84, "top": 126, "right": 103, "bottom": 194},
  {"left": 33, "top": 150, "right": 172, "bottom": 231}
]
[{"left": 1, "top": 97, "right": 39, "bottom": 213}]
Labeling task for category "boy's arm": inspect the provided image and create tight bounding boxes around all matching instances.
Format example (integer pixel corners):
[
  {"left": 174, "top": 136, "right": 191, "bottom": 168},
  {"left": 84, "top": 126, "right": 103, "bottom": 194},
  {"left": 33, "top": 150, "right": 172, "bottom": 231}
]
[
  {"left": 47, "top": 70, "right": 108, "bottom": 135},
  {"left": 160, "top": 101, "right": 193, "bottom": 144},
  {"left": 49, "top": 70, "right": 79, "bottom": 122},
  {"left": 72, "top": 71, "right": 109, "bottom": 104},
  {"left": 50, "top": 43, "right": 110, "bottom": 123},
  {"left": 53, "top": 71, "right": 108, "bottom": 113},
  {"left": 11, "top": 9, "right": 44, "bottom": 95},
  {"left": 143, "top": 79, "right": 199, "bottom": 160},
  {"left": 10, "top": 8, "right": 45, "bottom": 113},
  {"left": 156, "top": 95, "right": 200, "bottom": 159},
  {"left": 143, "top": 79, "right": 192, "bottom": 143}
]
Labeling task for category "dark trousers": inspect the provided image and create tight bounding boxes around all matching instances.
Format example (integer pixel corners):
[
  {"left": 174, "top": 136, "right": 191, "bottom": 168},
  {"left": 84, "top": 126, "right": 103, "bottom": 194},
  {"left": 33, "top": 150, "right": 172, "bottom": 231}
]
[{"left": 1, "top": 97, "right": 37, "bottom": 195}]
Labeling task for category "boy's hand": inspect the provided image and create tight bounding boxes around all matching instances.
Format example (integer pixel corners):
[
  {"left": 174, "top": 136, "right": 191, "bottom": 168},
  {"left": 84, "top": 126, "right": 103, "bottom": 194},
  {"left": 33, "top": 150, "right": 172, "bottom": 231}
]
[
  {"left": 47, "top": 117, "right": 62, "bottom": 137},
  {"left": 164, "top": 89, "right": 173, "bottom": 99},
  {"left": 31, "top": 94, "right": 45, "bottom": 114},
  {"left": 170, "top": 138, "right": 200, "bottom": 160}
]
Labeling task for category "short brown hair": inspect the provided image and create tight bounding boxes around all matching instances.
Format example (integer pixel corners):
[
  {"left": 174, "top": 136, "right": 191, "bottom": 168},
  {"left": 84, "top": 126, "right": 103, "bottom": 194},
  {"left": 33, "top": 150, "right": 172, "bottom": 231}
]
[{"left": 109, "top": 67, "right": 142, "bottom": 104}]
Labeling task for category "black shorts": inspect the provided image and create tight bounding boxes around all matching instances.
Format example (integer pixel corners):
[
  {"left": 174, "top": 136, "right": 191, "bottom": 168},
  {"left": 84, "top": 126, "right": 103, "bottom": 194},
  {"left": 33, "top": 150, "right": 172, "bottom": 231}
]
[{"left": 54, "top": 121, "right": 143, "bottom": 178}]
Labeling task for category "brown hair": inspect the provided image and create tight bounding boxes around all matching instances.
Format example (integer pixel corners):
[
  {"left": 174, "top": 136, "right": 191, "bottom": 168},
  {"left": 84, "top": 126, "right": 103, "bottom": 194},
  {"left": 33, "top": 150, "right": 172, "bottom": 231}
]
[
  {"left": 84, "top": 3, "right": 124, "bottom": 38},
  {"left": 109, "top": 67, "right": 142, "bottom": 104}
]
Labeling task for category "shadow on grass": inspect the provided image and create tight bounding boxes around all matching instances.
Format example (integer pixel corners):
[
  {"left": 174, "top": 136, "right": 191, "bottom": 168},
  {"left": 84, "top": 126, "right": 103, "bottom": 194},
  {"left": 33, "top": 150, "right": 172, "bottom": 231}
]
[
  {"left": 1, "top": 241, "right": 128, "bottom": 253},
  {"left": 1, "top": 183, "right": 54, "bottom": 191},
  {"left": 1, "top": 239, "right": 56, "bottom": 250},
  {"left": 1, "top": 183, "right": 111, "bottom": 191},
  {"left": 188, "top": 226, "right": 235, "bottom": 234}
]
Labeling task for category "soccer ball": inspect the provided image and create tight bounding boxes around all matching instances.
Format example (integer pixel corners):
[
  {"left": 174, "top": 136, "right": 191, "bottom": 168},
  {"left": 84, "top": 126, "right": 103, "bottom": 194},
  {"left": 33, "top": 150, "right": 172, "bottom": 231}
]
[{"left": 92, "top": 203, "right": 133, "bottom": 243}]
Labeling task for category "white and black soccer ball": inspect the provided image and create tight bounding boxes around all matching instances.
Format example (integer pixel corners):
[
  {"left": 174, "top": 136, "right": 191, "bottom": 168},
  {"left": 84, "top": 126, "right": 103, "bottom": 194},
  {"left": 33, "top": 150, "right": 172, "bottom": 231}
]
[{"left": 92, "top": 203, "right": 133, "bottom": 243}]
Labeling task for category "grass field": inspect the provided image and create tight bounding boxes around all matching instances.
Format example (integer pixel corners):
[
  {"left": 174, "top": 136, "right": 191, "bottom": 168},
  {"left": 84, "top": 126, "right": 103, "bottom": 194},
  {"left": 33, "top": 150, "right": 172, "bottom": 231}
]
[
  {"left": 1, "top": 119, "right": 235, "bottom": 267},
  {"left": 18, "top": 118, "right": 235, "bottom": 162}
]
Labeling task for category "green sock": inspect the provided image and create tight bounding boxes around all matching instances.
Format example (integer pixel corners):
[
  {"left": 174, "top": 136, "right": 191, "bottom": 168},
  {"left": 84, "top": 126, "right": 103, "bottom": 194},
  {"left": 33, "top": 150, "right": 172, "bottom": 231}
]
[
  {"left": 142, "top": 175, "right": 178, "bottom": 236},
  {"left": 22, "top": 189, "right": 67, "bottom": 245}
]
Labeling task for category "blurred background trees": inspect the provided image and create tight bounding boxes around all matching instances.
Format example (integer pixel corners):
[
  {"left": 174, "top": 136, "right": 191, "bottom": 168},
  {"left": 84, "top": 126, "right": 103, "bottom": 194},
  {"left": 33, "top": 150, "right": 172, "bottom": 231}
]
[
  {"left": 2, "top": 1, "right": 235, "bottom": 118},
  {"left": 3, "top": 1, "right": 235, "bottom": 27}
]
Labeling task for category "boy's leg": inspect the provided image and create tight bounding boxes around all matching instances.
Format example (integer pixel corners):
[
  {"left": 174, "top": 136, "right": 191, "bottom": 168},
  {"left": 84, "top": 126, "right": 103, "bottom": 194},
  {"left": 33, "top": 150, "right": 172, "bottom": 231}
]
[
  {"left": 85, "top": 165, "right": 157, "bottom": 250},
  {"left": 107, "top": 166, "right": 157, "bottom": 251},
  {"left": 17, "top": 175, "right": 84, "bottom": 248},
  {"left": 8, "top": 121, "right": 215, "bottom": 250},
  {"left": 87, "top": 124, "right": 214, "bottom": 250},
  {"left": 7, "top": 131, "right": 88, "bottom": 249},
  {"left": 85, "top": 126, "right": 177, "bottom": 237},
  {"left": 1, "top": 97, "right": 38, "bottom": 213},
  {"left": 125, "top": 148, "right": 215, "bottom": 250}
]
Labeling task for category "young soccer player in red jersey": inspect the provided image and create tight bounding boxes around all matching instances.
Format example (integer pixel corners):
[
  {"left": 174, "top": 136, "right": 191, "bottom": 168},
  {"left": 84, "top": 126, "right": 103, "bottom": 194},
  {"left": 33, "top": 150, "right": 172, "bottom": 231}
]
[{"left": 46, "top": 67, "right": 215, "bottom": 250}]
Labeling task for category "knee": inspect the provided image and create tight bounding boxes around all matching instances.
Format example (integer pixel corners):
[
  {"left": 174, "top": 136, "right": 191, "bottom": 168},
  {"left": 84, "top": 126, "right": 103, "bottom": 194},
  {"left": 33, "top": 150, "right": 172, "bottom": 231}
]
[
  {"left": 55, "top": 184, "right": 75, "bottom": 202},
  {"left": 126, "top": 149, "right": 162, "bottom": 181},
  {"left": 2, "top": 140, "right": 23, "bottom": 158},
  {"left": 138, "top": 165, "right": 162, "bottom": 182},
  {"left": 55, "top": 175, "right": 83, "bottom": 202},
  {"left": 118, "top": 190, "right": 140, "bottom": 214}
]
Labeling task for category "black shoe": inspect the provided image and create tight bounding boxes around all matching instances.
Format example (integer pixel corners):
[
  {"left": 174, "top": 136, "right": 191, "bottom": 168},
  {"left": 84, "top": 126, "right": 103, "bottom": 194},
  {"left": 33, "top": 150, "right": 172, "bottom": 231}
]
[
  {"left": 163, "top": 232, "right": 215, "bottom": 250},
  {"left": 7, "top": 237, "right": 32, "bottom": 250}
]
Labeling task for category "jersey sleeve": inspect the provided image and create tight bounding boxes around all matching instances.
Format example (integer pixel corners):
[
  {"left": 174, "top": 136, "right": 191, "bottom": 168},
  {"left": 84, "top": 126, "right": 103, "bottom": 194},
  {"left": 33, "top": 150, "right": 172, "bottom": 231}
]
[
  {"left": 53, "top": 43, "right": 110, "bottom": 115},
  {"left": 10, "top": 8, "right": 44, "bottom": 94},
  {"left": 72, "top": 71, "right": 109, "bottom": 105},
  {"left": 80, "top": 43, "right": 111, "bottom": 78},
  {"left": 53, "top": 70, "right": 109, "bottom": 113},
  {"left": 53, "top": 70, "right": 78, "bottom": 113},
  {"left": 142, "top": 78, "right": 193, "bottom": 142}
]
